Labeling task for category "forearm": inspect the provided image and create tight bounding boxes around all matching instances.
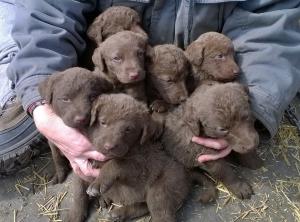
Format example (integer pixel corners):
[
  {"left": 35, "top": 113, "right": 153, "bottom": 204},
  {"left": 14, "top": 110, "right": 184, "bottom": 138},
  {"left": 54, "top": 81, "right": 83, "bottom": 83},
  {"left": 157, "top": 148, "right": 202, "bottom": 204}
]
[{"left": 7, "top": 0, "right": 96, "bottom": 111}]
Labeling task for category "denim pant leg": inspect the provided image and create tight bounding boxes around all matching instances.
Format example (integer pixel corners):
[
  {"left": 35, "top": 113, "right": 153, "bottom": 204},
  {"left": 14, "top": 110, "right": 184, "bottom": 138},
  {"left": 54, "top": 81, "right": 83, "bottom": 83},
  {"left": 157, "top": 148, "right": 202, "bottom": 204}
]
[{"left": 0, "top": 0, "right": 18, "bottom": 108}]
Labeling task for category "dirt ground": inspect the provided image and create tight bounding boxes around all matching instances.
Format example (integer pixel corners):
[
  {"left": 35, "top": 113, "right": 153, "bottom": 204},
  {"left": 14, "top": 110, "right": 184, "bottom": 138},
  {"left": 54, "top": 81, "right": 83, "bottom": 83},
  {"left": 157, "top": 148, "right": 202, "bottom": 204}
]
[{"left": 0, "top": 123, "right": 299, "bottom": 222}]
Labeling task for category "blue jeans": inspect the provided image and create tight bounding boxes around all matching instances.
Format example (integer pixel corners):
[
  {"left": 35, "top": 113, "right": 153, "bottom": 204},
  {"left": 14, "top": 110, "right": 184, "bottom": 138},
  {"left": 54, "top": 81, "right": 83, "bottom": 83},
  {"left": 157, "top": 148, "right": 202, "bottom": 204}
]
[{"left": 0, "top": 0, "right": 18, "bottom": 108}]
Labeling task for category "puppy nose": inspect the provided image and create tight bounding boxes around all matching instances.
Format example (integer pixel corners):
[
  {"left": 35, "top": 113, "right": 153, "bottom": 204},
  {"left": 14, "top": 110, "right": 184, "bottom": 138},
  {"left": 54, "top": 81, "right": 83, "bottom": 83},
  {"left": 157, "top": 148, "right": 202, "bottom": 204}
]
[
  {"left": 104, "top": 143, "right": 115, "bottom": 150},
  {"left": 129, "top": 72, "right": 140, "bottom": 80},
  {"left": 74, "top": 115, "right": 88, "bottom": 124}
]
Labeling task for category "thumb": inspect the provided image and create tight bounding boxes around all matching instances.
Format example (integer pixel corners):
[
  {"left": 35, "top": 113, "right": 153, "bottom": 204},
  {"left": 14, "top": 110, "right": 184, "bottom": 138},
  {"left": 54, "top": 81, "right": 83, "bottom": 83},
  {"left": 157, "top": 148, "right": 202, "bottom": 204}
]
[
  {"left": 197, "top": 147, "right": 232, "bottom": 163},
  {"left": 84, "top": 150, "right": 107, "bottom": 161},
  {"left": 77, "top": 158, "right": 101, "bottom": 178}
]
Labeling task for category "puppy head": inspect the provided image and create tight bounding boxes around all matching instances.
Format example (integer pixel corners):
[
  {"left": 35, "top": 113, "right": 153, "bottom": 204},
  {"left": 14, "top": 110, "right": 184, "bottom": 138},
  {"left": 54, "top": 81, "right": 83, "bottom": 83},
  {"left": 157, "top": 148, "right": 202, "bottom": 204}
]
[
  {"left": 89, "top": 94, "right": 162, "bottom": 158},
  {"left": 92, "top": 31, "right": 147, "bottom": 84},
  {"left": 38, "top": 67, "right": 112, "bottom": 129},
  {"left": 87, "top": 6, "right": 147, "bottom": 44},
  {"left": 146, "top": 45, "right": 189, "bottom": 104},
  {"left": 185, "top": 32, "right": 240, "bottom": 82},
  {"left": 185, "top": 83, "right": 259, "bottom": 153}
]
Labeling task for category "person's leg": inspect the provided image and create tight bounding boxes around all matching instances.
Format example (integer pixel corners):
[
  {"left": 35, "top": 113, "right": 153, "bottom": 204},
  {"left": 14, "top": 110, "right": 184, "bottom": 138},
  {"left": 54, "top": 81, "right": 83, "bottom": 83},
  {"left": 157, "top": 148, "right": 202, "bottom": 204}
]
[{"left": 0, "top": 0, "right": 45, "bottom": 176}]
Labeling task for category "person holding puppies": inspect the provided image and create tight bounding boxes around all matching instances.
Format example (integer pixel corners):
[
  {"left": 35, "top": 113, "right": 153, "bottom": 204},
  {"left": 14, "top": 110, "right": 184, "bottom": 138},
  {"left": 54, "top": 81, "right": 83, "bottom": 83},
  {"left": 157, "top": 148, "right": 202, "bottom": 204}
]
[{"left": 1, "top": 1, "right": 299, "bottom": 181}]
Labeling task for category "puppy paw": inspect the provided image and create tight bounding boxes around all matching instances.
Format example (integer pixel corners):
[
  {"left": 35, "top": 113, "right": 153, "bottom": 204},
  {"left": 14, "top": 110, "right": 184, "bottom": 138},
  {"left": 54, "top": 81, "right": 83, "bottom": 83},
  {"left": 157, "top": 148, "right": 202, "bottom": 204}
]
[
  {"left": 86, "top": 182, "right": 101, "bottom": 197},
  {"left": 229, "top": 181, "right": 253, "bottom": 199},
  {"left": 51, "top": 171, "right": 68, "bottom": 185},
  {"left": 98, "top": 196, "right": 111, "bottom": 209},
  {"left": 100, "top": 180, "right": 114, "bottom": 194},
  {"left": 242, "top": 155, "right": 264, "bottom": 170},
  {"left": 150, "top": 100, "right": 169, "bottom": 113},
  {"left": 197, "top": 187, "right": 218, "bottom": 203},
  {"left": 104, "top": 208, "right": 126, "bottom": 222}
]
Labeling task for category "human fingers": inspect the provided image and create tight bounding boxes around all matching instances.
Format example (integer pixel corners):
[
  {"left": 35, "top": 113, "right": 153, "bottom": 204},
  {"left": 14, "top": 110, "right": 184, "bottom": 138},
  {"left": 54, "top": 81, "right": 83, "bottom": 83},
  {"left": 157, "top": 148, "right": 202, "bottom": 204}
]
[
  {"left": 75, "top": 158, "right": 101, "bottom": 178},
  {"left": 83, "top": 150, "right": 108, "bottom": 162},
  {"left": 192, "top": 136, "right": 228, "bottom": 149},
  {"left": 69, "top": 160, "right": 93, "bottom": 182},
  {"left": 197, "top": 147, "right": 232, "bottom": 163}
]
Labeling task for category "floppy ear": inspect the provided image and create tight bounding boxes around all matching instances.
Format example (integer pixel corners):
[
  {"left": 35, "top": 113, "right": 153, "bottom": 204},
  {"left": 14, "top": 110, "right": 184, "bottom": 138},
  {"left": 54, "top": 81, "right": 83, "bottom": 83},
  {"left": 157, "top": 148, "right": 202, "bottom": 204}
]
[
  {"left": 92, "top": 46, "right": 107, "bottom": 72},
  {"left": 145, "top": 46, "right": 155, "bottom": 66},
  {"left": 140, "top": 114, "right": 163, "bottom": 145},
  {"left": 38, "top": 76, "right": 57, "bottom": 104},
  {"left": 242, "top": 85, "right": 250, "bottom": 95},
  {"left": 130, "top": 25, "right": 148, "bottom": 40},
  {"left": 185, "top": 42, "right": 204, "bottom": 66},
  {"left": 87, "top": 18, "right": 103, "bottom": 44},
  {"left": 183, "top": 104, "right": 201, "bottom": 136},
  {"left": 90, "top": 100, "right": 101, "bottom": 127}
]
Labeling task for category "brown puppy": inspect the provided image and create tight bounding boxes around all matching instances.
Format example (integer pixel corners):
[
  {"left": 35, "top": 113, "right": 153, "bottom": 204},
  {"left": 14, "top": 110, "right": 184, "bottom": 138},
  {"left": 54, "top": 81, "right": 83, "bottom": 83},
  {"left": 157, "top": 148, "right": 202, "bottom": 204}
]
[
  {"left": 87, "top": 6, "right": 147, "bottom": 45},
  {"left": 185, "top": 32, "right": 240, "bottom": 91},
  {"left": 67, "top": 94, "right": 212, "bottom": 222},
  {"left": 162, "top": 82, "right": 259, "bottom": 200},
  {"left": 193, "top": 81, "right": 262, "bottom": 169},
  {"left": 38, "top": 67, "right": 112, "bottom": 184},
  {"left": 146, "top": 44, "right": 189, "bottom": 113},
  {"left": 92, "top": 31, "right": 148, "bottom": 102}
]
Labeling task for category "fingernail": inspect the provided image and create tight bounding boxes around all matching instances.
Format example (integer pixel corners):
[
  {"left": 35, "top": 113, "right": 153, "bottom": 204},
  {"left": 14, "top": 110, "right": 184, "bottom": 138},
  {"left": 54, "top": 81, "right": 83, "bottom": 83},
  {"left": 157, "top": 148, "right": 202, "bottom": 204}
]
[{"left": 192, "top": 136, "right": 200, "bottom": 142}]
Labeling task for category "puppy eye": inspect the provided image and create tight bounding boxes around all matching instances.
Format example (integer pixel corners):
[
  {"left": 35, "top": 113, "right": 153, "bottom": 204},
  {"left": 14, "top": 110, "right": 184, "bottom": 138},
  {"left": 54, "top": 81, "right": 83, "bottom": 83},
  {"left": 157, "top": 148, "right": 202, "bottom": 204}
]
[
  {"left": 89, "top": 95, "right": 98, "bottom": 101},
  {"left": 60, "top": 98, "right": 71, "bottom": 103},
  {"left": 137, "top": 51, "right": 144, "bottom": 57},
  {"left": 100, "top": 120, "right": 107, "bottom": 126},
  {"left": 112, "top": 56, "right": 122, "bottom": 63},
  {"left": 125, "top": 127, "right": 131, "bottom": 133},
  {"left": 215, "top": 54, "right": 225, "bottom": 60},
  {"left": 165, "top": 79, "right": 172, "bottom": 83}
]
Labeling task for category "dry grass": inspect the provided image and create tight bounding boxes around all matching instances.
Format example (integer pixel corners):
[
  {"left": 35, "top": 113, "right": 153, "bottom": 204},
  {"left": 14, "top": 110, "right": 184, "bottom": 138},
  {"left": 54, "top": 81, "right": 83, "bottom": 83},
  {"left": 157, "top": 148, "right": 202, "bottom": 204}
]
[
  {"left": 36, "top": 191, "right": 68, "bottom": 222},
  {"left": 14, "top": 160, "right": 52, "bottom": 196}
]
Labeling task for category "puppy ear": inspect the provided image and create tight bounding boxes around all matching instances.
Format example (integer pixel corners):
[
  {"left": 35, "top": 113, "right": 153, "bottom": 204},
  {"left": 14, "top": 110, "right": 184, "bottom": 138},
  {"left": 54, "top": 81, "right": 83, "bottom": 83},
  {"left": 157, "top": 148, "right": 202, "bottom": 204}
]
[
  {"left": 130, "top": 25, "right": 148, "bottom": 40},
  {"left": 38, "top": 76, "right": 57, "bottom": 104},
  {"left": 185, "top": 42, "right": 204, "bottom": 66},
  {"left": 140, "top": 115, "right": 163, "bottom": 145},
  {"left": 183, "top": 104, "right": 201, "bottom": 136},
  {"left": 90, "top": 100, "right": 101, "bottom": 127},
  {"left": 92, "top": 46, "right": 107, "bottom": 72},
  {"left": 87, "top": 18, "right": 103, "bottom": 44},
  {"left": 145, "top": 46, "right": 155, "bottom": 65},
  {"left": 242, "top": 85, "right": 250, "bottom": 95}
]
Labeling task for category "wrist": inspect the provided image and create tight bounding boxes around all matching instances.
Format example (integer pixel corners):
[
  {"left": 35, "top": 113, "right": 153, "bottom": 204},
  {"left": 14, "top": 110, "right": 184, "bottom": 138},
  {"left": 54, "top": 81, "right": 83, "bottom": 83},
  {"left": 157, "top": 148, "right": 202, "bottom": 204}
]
[{"left": 27, "top": 99, "right": 46, "bottom": 117}]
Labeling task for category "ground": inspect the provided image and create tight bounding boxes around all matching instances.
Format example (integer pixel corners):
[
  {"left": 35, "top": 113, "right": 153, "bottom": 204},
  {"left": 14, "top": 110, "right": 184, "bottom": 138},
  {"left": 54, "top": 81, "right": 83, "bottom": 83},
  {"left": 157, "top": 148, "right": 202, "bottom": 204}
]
[{"left": 0, "top": 122, "right": 299, "bottom": 222}]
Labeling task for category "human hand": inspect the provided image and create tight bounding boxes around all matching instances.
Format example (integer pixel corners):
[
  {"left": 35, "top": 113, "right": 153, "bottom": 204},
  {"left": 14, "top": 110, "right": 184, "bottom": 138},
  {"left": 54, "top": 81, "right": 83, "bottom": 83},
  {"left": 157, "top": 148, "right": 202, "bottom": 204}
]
[
  {"left": 33, "top": 104, "right": 106, "bottom": 182},
  {"left": 192, "top": 136, "right": 231, "bottom": 163}
]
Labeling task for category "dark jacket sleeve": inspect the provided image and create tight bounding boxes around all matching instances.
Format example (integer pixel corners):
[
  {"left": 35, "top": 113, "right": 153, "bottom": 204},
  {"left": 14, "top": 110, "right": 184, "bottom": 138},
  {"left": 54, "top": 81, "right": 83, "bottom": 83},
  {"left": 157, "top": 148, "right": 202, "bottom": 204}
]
[
  {"left": 7, "top": 0, "right": 96, "bottom": 111},
  {"left": 223, "top": 0, "right": 300, "bottom": 137}
]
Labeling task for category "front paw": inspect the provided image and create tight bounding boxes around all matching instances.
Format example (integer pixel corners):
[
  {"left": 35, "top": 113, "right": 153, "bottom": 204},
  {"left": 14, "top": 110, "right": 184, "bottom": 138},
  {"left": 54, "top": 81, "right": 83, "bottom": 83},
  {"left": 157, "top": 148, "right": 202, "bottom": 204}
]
[
  {"left": 102, "top": 207, "right": 126, "bottom": 222},
  {"left": 86, "top": 181, "right": 101, "bottom": 197},
  {"left": 51, "top": 170, "right": 69, "bottom": 185},
  {"left": 150, "top": 100, "right": 169, "bottom": 113},
  {"left": 227, "top": 181, "right": 253, "bottom": 199},
  {"left": 239, "top": 153, "right": 264, "bottom": 170},
  {"left": 197, "top": 187, "right": 218, "bottom": 203}
]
